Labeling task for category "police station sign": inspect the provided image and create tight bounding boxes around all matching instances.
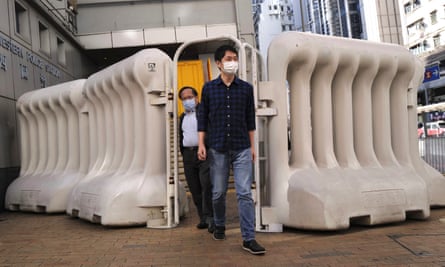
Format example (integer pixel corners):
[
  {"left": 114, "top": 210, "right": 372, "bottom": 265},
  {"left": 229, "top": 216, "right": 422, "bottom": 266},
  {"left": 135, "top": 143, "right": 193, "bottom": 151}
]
[{"left": 0, "top": 33, "right": 62, "bottom": 81}]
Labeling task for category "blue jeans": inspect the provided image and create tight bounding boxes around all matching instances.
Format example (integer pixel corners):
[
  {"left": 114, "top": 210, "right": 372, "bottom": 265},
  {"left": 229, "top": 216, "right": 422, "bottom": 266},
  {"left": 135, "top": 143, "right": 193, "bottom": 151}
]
[{"left": 208, "top": 148, "right": 255, "bottom": 241}]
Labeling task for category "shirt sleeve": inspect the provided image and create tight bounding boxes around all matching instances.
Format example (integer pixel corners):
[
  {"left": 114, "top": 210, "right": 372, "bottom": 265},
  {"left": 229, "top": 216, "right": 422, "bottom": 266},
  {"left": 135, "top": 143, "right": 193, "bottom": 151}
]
[
  {"left": 246, "top": 84, "right": 256, "bottom": 131},
  {"left": 197, "top": 85, "right": 208, "bottom": 132}
]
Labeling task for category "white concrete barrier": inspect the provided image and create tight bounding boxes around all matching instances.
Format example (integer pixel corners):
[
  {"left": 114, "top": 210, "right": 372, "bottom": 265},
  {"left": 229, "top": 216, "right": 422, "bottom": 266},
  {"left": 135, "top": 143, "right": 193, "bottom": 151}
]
[
  {"left": 5, "top": 79, "right": 87, "bottom": 212},
  {"left": 262, "top": 32, "right": 445, "bottom": 230},
  {"left": 7, "top": 34, "right": 444, "bottom": 230},
  {"left": 66, "top": 49, "right": 187, "bottom": 226}
]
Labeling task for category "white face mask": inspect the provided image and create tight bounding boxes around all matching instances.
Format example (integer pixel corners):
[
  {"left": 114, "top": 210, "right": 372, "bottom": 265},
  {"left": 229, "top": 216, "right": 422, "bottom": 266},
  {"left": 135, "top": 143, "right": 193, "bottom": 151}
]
[{"left": 222, "top": 61, "right": 239, "bottom": 74}]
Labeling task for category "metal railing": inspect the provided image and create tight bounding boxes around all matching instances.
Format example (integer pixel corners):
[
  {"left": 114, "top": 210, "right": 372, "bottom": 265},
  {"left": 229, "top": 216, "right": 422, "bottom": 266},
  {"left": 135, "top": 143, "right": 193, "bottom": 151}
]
[
  {"left": 419, "top": 136, "right": 445, "bottom": 173},
  {"left": 38, "top": 0, "right": 77, "bottom": 35}
]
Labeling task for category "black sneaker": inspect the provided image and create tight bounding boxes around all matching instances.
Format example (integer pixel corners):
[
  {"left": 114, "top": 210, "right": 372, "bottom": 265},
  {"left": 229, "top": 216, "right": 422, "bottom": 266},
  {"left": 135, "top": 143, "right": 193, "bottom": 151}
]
[
  {"left": 242, "top": 240, "right": 266, "bottom": 255},
  {"left": 196, "top": 222, "right": 208, "bottom": 229},
  {"left": 213, "top": 226, "right": 225, "bottom": 240}
]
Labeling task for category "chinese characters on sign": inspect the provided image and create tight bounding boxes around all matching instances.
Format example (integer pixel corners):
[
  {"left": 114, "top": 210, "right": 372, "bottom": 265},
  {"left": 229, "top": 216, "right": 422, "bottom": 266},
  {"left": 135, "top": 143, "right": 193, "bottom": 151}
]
[{"left": 19, "top": 64, "right": 28, "bottom": 80}]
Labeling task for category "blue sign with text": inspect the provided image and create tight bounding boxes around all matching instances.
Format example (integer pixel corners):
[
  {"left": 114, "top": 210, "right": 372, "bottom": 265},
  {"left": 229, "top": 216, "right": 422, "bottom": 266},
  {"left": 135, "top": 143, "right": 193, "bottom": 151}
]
[{"left": 424, "top": 64, "right": 440, "bottom": 83}]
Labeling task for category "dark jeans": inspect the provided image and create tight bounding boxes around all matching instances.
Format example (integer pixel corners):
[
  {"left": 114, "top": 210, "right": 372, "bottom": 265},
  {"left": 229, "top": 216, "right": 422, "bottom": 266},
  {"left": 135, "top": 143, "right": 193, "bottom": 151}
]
[{"left": 182, "top": 148, "right": 213, "bottom": 223}]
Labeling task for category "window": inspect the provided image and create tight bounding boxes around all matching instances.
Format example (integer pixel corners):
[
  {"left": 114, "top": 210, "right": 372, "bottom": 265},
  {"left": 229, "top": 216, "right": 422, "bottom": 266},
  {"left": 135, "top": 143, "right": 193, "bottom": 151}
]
[
  {"left": 413, "top": 0, "right": 421, "bottom": 9},
  {"left": 409, "top": 41, "right": 428, "bottom": 55},
  {"left": 57, "top": 37, "right": 66, "bottom": 65},
  {"left": 404, "top": 3, "right": 411, "bottom": 14},
  {"left": 14, "top": 1, "right": 29, "bottom": 39},
  {"left": 431, "top": 10, "right": 437, "bottom": 25},
  {"left": 433, "top": 35, "right": 441, "bottom": 47},
  {"left": 39, "top": 22, "right": 50, "bottom": 55},
  {"left": 407, "top": 19, "right": 425, "bottom": 35}
]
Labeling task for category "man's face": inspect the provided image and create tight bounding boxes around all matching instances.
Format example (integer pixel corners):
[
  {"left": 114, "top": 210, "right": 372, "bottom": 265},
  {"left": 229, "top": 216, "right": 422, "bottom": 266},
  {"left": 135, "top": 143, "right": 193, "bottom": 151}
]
[
  {"left": 180, "top": 88, "right": 198, "bottom": 104},
  {"left": 217, "top": 50, "right": 238, "bottom": 69}
]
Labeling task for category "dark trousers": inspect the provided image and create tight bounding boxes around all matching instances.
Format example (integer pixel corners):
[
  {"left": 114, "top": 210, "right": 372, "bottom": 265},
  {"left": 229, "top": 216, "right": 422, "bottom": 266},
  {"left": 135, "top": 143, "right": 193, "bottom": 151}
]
[{"left": 182, "top": 148, "right": 213, "bottom": 222}]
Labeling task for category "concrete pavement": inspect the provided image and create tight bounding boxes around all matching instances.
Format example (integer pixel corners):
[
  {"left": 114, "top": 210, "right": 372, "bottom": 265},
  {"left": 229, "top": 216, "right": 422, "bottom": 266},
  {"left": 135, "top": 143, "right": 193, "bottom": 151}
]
[{"left": 1, "top": 191, "right": 445, "bottom": 266}]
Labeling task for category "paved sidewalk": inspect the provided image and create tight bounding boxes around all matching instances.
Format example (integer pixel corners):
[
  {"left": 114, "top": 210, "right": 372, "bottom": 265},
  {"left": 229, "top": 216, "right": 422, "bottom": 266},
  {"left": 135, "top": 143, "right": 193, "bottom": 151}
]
[{"left": 1, "top": 191, "right": 445, "bottom": 267}]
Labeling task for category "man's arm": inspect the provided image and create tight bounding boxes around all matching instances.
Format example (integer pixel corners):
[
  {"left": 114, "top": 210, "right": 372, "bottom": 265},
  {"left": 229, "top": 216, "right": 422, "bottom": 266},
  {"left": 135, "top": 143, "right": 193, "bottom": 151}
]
[
  {"left": 198, "top": 131, "right": 207, "bottom": 160},
  {"left": 249, "top": 130, "right": 255, "bottom": 162},
  {"left": 197, "top": 85, "right": 208, "bottom": 161},
  {"left": 247, "top": 83, "right": 256, "bottom": 162}
]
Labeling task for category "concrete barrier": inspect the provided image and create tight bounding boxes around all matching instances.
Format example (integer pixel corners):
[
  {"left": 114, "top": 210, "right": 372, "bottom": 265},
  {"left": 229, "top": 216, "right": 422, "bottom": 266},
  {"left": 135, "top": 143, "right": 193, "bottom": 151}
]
[
  {"left": 262, "top": 32, "right": 445, "bottom": 230},
  {"left": 5, "top": 79, "right": 87, "bottom": 212},
  {"left": 66, "top": 49, "right": 187, "bottom": 226}
]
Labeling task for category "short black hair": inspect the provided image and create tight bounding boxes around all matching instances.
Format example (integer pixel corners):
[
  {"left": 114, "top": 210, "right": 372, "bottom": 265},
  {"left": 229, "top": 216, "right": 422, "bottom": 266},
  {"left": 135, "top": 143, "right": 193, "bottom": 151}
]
[
  {"left": 214, "top": 45, "right": 238, "bottom": 62},
  {"left": 178, "top": 86, "right": 198, "bottom": 100}
]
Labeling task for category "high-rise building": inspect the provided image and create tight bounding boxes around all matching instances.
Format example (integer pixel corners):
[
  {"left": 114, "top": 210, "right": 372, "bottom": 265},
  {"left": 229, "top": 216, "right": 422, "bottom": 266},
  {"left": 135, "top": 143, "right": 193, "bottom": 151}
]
[
  {"left": 252, "top": 0, "right": 298, "bottom": 59},
  {"left": 301, "top": 0, "right": 403, "bottom": 44},
  {"left": 305, "top": 0, "right": 363, "bottom": 39},
  {"left": 252, "top": 0, "right": 404, "bottom": 61},
  {"left": 399, "top": 0, "right": 445, "bottom": 56},
  {"left": 399, "top": 0, "right": 445, "bottom": 107}
]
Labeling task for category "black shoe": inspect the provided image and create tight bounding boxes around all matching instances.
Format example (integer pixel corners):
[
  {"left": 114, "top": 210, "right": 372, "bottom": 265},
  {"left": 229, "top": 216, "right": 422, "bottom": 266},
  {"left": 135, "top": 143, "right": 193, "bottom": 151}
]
[
  {"left": 196, "top": 222, "right": 208, "bottom": 229},
  {"left": 208, "top": 221, "right": 215, "bottom": 233},
  {"left": 213, "top": 226, "right": 225, "bottom": 240},
  {"left": 242, "top": 240, "right": 266, "bottom": 255}
]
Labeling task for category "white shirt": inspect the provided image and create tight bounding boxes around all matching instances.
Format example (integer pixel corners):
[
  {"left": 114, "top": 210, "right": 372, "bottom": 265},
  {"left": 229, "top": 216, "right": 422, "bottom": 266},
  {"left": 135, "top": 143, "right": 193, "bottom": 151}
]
[{"left": 182, "top": 111, "right": 199, "bottom": 147}]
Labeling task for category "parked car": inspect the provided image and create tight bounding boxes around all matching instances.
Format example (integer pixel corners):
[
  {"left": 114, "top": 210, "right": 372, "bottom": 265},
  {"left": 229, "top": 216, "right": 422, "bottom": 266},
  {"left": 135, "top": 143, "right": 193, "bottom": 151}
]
[{"left": 418, "top": 121, "right": 445, "bottom": 138}]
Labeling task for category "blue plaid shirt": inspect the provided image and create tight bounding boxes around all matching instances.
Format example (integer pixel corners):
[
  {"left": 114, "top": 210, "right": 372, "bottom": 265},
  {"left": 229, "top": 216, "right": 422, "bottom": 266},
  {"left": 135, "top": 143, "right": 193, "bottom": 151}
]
[{"left": 198, "top": 75, "right": 256, "bottom": 152}]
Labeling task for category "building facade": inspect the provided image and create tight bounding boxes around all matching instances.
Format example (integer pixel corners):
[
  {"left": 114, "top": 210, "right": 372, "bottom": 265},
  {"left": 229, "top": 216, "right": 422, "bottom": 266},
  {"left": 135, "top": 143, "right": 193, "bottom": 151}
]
[
  {"left": 400, "top": 0, "right": 445, "bottom": 55},
  {"left": 0, "top": 0, "right": 96, "bottom": 211},
  {"left": 398, "top": 0, "right": 445, "bottom": 109},
  {"left": 76, "top": 0, "right": 255, "bottom": 68}
]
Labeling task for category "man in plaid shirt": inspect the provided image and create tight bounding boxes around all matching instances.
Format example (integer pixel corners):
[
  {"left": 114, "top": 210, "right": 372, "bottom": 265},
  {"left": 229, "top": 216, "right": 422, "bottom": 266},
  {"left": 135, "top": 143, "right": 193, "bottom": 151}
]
[{"left": 197, "top": 45, "right": 266, "bottom": 255}]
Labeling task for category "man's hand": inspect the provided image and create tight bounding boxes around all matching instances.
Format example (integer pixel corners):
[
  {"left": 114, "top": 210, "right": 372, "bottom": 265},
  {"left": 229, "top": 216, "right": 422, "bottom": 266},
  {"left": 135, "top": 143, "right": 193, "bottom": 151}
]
[
  {"left": 198, "top": 131, "right": 207, "bottom": 160},
  {"left": 198, "top": 145, "right": 207, "bottom": 161}
]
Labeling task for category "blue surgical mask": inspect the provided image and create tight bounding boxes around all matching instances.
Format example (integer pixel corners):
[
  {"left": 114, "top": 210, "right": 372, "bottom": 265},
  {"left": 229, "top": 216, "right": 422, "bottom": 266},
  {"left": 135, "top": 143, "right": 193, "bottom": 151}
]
[{"left": 182, "top": 99, "right": 196, "bottom": 112}]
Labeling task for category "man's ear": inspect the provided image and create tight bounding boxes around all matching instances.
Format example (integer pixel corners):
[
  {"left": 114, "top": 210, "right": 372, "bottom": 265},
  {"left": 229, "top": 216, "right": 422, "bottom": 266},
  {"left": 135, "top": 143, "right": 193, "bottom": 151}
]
[{"left": 215, "top": 60, "right": 222, "bottom": 69}]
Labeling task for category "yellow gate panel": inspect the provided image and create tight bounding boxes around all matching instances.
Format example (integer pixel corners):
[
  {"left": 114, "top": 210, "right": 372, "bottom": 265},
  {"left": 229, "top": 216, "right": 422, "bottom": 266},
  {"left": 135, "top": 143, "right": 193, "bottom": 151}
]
[{"left": 177, "top": 60, "right": 205, "bottom": 114}]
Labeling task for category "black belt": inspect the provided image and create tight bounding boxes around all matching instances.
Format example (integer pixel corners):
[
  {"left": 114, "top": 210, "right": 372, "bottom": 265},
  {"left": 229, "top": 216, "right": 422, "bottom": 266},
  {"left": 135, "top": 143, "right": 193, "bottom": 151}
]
[{"left": 184, "top": 146, "right": 198, "bottom": 150}]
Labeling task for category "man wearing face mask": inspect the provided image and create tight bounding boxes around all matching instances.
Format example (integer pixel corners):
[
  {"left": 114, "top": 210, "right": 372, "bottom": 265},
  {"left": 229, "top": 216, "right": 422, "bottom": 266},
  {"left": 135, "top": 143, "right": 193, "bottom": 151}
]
[
  {"left": 178, "top": 86, "right": 214, "bottom": 232},
  {"left": 197, "top": 45, "right": 266, "bottom": 255}
]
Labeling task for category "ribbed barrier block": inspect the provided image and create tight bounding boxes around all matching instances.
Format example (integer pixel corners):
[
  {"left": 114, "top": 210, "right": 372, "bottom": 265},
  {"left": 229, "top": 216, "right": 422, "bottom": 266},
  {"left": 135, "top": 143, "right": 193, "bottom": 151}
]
[
  {"left": 5, "top": 79, "right": 87, "bottom": 212},
  {"left": 265, "top": 32, "right": 445, "bottom": 230},
  {"left": 66, "top": 49, "right": 187, "bottom": 226}
]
